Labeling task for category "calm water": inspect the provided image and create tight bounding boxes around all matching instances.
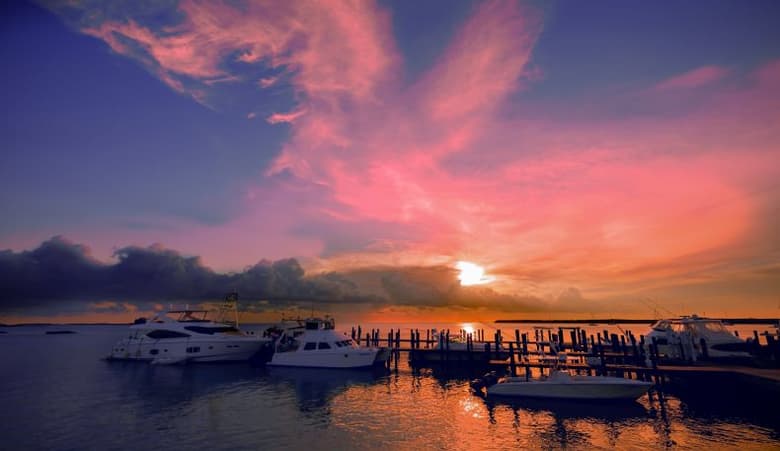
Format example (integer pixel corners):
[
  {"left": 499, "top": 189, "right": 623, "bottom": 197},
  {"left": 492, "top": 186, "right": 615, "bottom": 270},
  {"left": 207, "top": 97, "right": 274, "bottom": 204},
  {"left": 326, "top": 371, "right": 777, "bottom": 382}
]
[{"left": 1, "top": 323, "right": 778, "bottom": 450}]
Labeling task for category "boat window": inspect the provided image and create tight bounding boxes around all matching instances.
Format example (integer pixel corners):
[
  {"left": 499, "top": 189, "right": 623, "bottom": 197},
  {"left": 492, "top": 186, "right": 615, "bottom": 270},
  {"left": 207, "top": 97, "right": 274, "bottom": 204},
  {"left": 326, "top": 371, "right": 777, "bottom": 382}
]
[
  {"left": 150, "top": 349, "right": 159, "bottom": 355},
  {"left": 703, "top": 322, "right": 728, "bottom": 333},
  {"left": 184, "top": 326, "right": 238, "bottom": 335},
  {"left": 146, "top": 330, "right": 191, "bottom": 339},
  {"left": 303, "top": 342, "right": 317, "bottom": 350},
  {"left": 186, "top": 347, "right": 201, "bottom": 353},
  {"left": 318, "top": 342, "right": 331, "bottom": 349}
]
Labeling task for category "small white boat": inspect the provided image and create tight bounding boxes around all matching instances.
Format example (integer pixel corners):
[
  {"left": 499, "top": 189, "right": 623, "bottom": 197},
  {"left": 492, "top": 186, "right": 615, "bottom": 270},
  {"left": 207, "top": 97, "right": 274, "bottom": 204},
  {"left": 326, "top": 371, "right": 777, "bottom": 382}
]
[
  {"left": 267, "top": 317, "right": 390, "bottom": 369},
  {"left": 107, "top": 293, "right": 270, "bottom": 363},
  {"left": 645, "top": 314, "right": 750, "bottom": 360},
  {"left": 474, "top": 370, "right": 652, "bottom": 401}
]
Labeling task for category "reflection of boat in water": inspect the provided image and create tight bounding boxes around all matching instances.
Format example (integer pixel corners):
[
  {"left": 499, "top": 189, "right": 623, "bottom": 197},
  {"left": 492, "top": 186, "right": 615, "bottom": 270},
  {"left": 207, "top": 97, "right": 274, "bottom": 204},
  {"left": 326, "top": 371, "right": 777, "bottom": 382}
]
[
  {"left": 107, "top": 293, "right": 270, "bottom": 364},
  {"left": 645, "top": 314, "right": 750, "bottom": 360},
  {"left": 268, "top": 317, "right": 390, "bottom": 368},
  {"left": 483, "top": 394, "right": 648, "bottom": 420},
  {"left": 473, "top": 370, "right": 652, "bottom": 401},
  {"left": 266, "top": 366, "right": 386, "bottom": 409}
]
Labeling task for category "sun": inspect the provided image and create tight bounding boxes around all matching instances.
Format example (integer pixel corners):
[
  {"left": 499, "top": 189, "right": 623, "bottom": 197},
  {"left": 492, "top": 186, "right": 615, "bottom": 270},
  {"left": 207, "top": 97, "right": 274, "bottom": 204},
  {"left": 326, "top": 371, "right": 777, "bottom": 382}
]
[{"left": 456, "top": 261, "right": 494, "bottom": 286}]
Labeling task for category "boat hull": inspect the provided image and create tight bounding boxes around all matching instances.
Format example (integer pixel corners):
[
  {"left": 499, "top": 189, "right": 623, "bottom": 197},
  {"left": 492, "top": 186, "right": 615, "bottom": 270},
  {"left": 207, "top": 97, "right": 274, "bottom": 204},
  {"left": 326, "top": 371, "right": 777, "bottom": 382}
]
[
  {"left": 268, "top": 348, "right": 385, "bottom": 369},
  {"left": 108, "top": 336, "right": 268, "bottom": 363},
  {"left": 487, "top": 376, "right": 652, "bottom": 400}
]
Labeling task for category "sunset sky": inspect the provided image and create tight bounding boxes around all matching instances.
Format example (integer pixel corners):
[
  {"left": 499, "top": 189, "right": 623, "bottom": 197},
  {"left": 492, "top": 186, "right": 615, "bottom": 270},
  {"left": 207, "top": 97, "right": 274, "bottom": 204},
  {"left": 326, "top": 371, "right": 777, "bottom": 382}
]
[{"left": 1, "top": 0, "right": 779, "bottom": 322}]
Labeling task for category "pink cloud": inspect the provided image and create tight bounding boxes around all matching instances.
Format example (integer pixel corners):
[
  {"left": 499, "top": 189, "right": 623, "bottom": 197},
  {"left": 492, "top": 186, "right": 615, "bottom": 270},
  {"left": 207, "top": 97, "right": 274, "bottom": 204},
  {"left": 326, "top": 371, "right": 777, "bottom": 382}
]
[
  {"left": 654, "top": 65, "right": 730, "bottom": 91},
  {"left": 81, "top": 0, "right": 399, "bottom": 109},
  {"left": 259, "top": 76, "right": 279, "bottom": 88},
  {"left": 266, "top": 109, "right": 306, "bottom": 124},
  {"left": 45, "top": 2, "right": 780, "bottom": 312}
]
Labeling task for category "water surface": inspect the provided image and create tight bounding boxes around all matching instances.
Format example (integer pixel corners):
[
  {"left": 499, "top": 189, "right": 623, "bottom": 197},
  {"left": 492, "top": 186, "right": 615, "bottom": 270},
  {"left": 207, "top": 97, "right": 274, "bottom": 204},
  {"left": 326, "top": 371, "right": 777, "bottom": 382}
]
[{"left": 1, "top": 324, "right": 777, "bottom": 450}]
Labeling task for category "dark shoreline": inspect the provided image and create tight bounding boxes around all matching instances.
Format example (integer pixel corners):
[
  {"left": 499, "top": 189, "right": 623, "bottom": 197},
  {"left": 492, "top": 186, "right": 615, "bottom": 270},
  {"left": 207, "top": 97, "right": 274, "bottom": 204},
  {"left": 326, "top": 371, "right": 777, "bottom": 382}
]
[
  {"left": 2, "top": 318, "right": 777, "bottom": 327},
  {"left": 495, "top": 318, "right": 779, "bottom": 325}
]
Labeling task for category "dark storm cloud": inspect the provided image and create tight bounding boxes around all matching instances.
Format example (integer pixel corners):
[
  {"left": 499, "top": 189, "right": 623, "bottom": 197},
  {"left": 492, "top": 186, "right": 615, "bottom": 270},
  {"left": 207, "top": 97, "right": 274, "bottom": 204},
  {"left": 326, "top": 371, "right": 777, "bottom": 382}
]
[
  {"left": 0, "top": 236, "right": 372, "bottom": 310},
  {"left": 0, "top": 237, "right": 557, "bottom": 313}
]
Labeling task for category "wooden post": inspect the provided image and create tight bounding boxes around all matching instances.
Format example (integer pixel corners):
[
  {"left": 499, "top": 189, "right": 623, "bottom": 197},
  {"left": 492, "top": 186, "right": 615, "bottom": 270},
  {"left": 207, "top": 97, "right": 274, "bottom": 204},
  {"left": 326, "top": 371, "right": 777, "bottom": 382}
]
[
  {"left": 581, "top": 330, "right": 588, "bottom": 352},
  {"left": 599, "top": 342, "right": 607, "bottom": 376},
  {"left": 351, "top": 327, "right": 356, "bottom": 341},
  {"left": 525, "top": 361, "right": 531, "bottom": 381},
  {"left": 515, "top": 329, "right": 521, "bottom": 350},
  {"left": 753, "top": 330, "right": 761, "bottom": 355},
  {"left": 426, "top": 329, "right": 430, "bottom": 349},
  {"left": 521, "top": 333, "right": 528, "bottom": 356},
  {"left": 620, "top": 335, "right": 629, "bottom": 363},
  {"left": 570, "top": 329, "right": 578, "bottom": 351},
  {"left": 558, "top": 328, "right": 565, "bottom": 349},
  {"left": 650, "top": 336, "right": 660, "bottom": 385},
  {"left": 630, "top": 334, "right": 639, "bottom": 366},
  {"left": 767, "top": 335, "right": 780, "bottom": 362},
  {"left": 509, "top": 342, "right": 516, "bottom": 376}
]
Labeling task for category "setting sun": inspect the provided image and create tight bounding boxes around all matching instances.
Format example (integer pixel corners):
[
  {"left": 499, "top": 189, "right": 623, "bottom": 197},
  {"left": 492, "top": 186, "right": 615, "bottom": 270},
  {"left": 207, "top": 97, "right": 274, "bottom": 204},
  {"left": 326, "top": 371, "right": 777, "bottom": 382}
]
[{"left": 456, "top": 261, "right": 494, "bottom": 286}]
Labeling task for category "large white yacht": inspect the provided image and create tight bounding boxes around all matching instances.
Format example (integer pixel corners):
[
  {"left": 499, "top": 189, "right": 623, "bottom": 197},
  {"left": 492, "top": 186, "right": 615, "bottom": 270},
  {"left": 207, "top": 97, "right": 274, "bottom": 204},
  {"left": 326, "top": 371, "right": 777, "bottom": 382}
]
[
  {"left": 645, "top": 314, "right": 750, "bottom": 360},
  {"left": 107, "top": 296, "right": 270, "bottom": 364},
  {"left": 267, "top": 317, "right": 390, "bottom": 368}
]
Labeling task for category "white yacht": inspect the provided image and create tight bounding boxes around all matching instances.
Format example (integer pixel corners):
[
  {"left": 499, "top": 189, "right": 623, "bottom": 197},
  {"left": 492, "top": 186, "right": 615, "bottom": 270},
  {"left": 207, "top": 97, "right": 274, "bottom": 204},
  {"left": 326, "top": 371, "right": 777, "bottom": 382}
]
[
  {"left": 645, "top": 314, "right": 750, "bottom": 360},
  {"left": 473, "top": 370, "right": 652, "bottom": 401},
  {"left": 267, "top": 317, "right": 390, "bottom": 368},
  {"left": 107, "top": 298, "right": 270, "bottom": 364}
]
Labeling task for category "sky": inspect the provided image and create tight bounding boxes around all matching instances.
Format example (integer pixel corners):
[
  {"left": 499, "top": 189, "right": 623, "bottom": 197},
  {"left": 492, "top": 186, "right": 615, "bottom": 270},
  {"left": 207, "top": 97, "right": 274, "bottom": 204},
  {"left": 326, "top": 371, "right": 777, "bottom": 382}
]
[{"left": 1, "top": 0, "right": 779, "bottom": 322}]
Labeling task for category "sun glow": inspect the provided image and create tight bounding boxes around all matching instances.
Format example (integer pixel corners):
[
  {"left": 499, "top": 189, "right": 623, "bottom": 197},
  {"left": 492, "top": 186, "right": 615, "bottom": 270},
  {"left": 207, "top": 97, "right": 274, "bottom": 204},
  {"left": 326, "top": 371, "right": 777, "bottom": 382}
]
[{"left": 456, "top": 261, "right": 494, "bottom": 286}]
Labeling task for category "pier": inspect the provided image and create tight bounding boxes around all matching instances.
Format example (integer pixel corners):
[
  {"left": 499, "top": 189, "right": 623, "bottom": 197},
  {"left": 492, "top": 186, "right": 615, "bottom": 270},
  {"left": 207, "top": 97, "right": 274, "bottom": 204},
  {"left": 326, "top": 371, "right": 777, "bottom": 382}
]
[{"left": 349, "top": 324, "right": 780, "bottom": 388}]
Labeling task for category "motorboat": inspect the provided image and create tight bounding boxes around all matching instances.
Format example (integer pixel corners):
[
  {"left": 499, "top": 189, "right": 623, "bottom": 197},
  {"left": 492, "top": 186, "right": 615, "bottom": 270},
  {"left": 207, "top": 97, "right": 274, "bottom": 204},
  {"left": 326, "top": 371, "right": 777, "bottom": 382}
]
[
  {"left": 107, "top": 294, "right": 271, "bottom": 364},
  {"left": 645, "top": 314, "right": 750, "bottom": 360},
  {"left": 267, "top": 317, "right": 390, "bottom": 368},
  {"left": 472, "top": 370, "right": 652, "bottom": 401}
]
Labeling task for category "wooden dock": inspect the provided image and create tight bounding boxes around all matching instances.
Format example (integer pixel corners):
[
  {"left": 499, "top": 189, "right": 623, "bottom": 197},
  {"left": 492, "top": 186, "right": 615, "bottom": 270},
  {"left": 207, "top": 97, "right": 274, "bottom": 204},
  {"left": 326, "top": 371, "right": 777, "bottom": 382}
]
[{"left": 350, "top": 324, "right": 780, "bottom": 389}]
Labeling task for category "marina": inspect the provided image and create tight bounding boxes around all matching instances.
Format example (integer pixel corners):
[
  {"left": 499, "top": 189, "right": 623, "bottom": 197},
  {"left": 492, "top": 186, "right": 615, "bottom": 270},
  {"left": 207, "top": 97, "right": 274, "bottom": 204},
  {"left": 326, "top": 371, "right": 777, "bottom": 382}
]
[
  {"left": 2, "top": 322, "right": 779, "bottom": 450},
  {"left": 4, "top": 1, "right": 780, "bottom": 449}
]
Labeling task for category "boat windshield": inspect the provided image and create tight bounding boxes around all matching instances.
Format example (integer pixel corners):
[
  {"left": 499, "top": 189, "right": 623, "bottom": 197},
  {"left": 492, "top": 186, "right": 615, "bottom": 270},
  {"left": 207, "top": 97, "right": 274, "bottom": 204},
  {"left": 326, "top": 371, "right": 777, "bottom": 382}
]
[
  {"left": 651, "top": 320, "right": 671, "bottom": 331},
  {"left": 698, "top": 321, "right": 730, "bottom": 334}
]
